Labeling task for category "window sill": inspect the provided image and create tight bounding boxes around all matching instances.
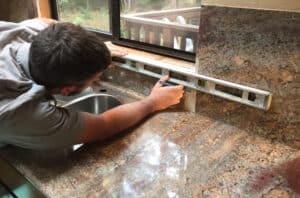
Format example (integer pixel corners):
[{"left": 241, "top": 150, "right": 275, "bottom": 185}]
[{"left": 110, "top": 44, "right": 196, "bottom": 71}]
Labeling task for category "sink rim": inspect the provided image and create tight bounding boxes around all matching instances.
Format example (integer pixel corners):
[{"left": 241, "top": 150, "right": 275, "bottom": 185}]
[{"left": 62, "top": 93, "right": 122, "bottom": 108}]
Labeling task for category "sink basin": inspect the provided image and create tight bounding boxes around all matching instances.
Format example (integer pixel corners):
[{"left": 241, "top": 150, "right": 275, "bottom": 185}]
[
  {"left": 54, "top": 87, "right": 94, "bottom": 103},
  {"left": 62, "top": 94, "right": 122, "bottom": 151},
  {"left": 62, "top": 93, "right": 122, "bottom": 114}
]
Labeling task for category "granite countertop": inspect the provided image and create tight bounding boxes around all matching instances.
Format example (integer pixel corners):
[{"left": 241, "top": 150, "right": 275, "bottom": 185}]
[{"left": 0, "top": 84, "right": 299, "bottom": 198}]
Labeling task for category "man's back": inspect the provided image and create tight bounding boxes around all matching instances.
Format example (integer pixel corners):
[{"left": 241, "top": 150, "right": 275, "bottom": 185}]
[{"left": 0, "top": 19, "right": 84, "bottom": 150}]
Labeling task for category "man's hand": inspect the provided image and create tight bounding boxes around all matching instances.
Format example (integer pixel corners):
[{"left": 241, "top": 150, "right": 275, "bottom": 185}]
[
  {"left": 147, "top": 76, "right": 184, "bottom": 112},
  {"left": 104, "top": 41, "right": 128, "bottom": 57}
]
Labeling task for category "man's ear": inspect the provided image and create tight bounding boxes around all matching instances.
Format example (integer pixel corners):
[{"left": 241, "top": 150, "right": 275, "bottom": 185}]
[
  {"left": 49, "top": 88, "right": 60, "bottom": 95},
  {"left": 59, "top": 86, "right": 77, "bottom": 96}
]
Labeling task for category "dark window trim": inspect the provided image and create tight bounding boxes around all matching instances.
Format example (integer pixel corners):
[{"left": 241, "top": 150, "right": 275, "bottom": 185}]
[
  {"left": 49, "top": 0, "right": 58, "bottom": 19},
  {"left": 50, "top": 0, "right": 196, "bottom": 62}
]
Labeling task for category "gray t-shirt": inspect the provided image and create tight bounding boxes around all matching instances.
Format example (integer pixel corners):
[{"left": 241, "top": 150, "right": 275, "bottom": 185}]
[{"left": 0, "top": 19, "right": 84, "bottom": 150}]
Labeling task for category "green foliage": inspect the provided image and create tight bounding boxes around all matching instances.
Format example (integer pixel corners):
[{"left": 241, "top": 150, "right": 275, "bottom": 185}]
[
  {"left": 58, "top": 0, "right": 108, "bottom": 10},
  {"left": 57, "top": 0, "right": 111, "bottom": 30},
  {"left": 73, "top": 8, "right": 92, "bottom": 24},
  {"left": 135, "top": 0, "right": 168, "bottom": 11},
  {"left": 184, "top": 0, "right": 201, "bottom": 7},
  {"left": 58, "top": 0, "right": 72, "bottom": 8},
  {"left": 122, "top": 0, "right": 201, "bottom": 13}
]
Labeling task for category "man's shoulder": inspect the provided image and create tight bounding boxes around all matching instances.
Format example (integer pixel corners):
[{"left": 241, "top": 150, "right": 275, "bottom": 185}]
[{"left": 0, "top": 79, "right": 49, "bottom": 112}]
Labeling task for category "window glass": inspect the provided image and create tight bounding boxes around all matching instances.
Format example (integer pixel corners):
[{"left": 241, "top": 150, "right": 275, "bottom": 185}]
[
  {"left": 120, "top": 0, "right": 201, "bottom": 53},
  {"left": 56, "top": 0, "right": 111, "bottom": 32}
]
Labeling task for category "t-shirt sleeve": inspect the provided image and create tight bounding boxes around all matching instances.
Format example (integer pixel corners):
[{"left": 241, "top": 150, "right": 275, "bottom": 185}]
[{"left": 1, "top": 100, "right": 85, "bottom": 150}]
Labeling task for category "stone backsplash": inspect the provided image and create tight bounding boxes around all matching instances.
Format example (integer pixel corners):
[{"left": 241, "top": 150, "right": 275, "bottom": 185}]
[
  {"left": 197, "top": 6, "right": 299, "bottom": 88},
  {"left": 196, "top": 6, "right": 299, "bottom": 148}
]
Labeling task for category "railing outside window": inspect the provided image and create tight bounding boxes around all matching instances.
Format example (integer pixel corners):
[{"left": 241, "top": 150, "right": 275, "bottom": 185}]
[
  {"left": 121, "top": 7, "right": 200, "bottom": 53},
  {"left": 51, "top": 0, "right": 201, "bottom": 61}
]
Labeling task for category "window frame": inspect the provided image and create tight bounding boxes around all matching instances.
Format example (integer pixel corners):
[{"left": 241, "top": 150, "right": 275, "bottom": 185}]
[{"left": 50, "top": 0, "right": 196, "bottom": 62}]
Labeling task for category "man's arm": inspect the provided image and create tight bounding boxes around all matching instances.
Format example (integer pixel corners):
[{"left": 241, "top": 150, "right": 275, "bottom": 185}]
[{"left": 75, "top": 76, "right": 184, "bottom": 144}]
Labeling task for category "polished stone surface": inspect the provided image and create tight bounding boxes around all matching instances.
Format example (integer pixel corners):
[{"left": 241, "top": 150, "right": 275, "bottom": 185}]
[{"left": 0, "top": 86, "right": 299, "bottom": 197}]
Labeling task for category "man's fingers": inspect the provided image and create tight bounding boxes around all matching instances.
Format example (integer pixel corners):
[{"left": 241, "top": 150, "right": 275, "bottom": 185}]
[
  {"left": 178, "top": 85, "right": 184, "bottom": 90},
  {"left": 166, "top": 85, "right": 184, "bottom": 91},
  {"left": 161, "top": 85, "right": 185, "bottom": 95},
  {"left": 153, "top": 75, "right": 169, "bottom": 89},
  {"left": 160, "top": 75, "right": 169, "bottom": 82},
  {"left": 110, "top": 49, "right": 128, "bottom": 57},
  {"left": 105, "top": 41, "right": 128, "bottom": 57}
]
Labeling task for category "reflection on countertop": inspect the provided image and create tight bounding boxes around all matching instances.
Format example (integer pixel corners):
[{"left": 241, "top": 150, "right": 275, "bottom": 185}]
[{"left": 0, "top": 83, "right": 299, "bottom": 198}]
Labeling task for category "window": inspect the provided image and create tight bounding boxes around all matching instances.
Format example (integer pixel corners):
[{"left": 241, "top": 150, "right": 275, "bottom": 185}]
[
  {"left": 54, "top": 0, "right": 111, "bottom": 33},
  {"left": 121, "top": 1, "right": 200, "bottom": 53},
  {"left": 51, "top": 0, "right": 201, "bottom": 61}
]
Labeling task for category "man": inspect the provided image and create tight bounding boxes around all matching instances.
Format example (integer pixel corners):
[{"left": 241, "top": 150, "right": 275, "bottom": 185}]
[{"left": 0, "top": 18, "right": 184, "bottom": 150}]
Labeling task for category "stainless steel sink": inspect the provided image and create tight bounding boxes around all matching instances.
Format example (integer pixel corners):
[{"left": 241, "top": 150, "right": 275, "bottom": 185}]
[
  {"left": 62, "top": 94, "right": 122, "bottom": 151},
  {"left": 62, "top": 93, "right": 122, "bottom": 114}
]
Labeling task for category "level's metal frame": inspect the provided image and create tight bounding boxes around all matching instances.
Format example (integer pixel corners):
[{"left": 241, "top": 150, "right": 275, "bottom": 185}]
[{"left": 113, "top": 54, "right": 272, "bottom": 110}]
